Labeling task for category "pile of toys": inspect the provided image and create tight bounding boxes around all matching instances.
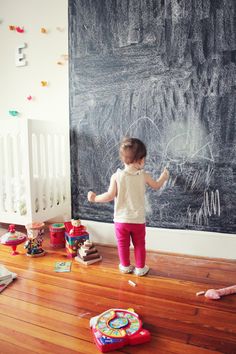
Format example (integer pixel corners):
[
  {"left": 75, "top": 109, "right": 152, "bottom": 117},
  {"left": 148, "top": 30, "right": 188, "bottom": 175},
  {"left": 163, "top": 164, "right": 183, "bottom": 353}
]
[{"left": 0, "top": 218, "right": 98, "bottom": 262}]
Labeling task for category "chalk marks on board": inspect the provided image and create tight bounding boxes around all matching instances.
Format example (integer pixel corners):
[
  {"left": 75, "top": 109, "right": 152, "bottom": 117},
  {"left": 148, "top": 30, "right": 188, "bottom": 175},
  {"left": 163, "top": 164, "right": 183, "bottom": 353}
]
[
  {"left": 187, "top": 189, "right": 221, "bottom": 227},
  {"left": 69, "top": 0, "right": 236, "bottom": 234}
]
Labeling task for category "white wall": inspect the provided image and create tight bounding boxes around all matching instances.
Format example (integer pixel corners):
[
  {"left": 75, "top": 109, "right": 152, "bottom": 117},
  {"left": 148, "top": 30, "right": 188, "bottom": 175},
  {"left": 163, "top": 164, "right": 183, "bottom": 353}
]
[
  {"left": 1, "top": 0, "right": 235, "bottom": 259},
  {"left": 0, "top": 0, "right": 71, "bottom": 223},
  {"left": 83, "top": 220, "right": 236, "bottom": 260},
  {"left": 0, "top": 0, "right": 69, "bottom": 124}
]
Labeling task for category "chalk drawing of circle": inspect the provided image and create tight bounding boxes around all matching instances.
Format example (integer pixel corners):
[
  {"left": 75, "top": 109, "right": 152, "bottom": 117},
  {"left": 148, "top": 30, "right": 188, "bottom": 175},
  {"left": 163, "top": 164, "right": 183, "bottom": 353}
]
[
  {"left": 165, "top": 132, "right": 189, "bottom": 163},
  {"left": 109, "top": 317, "right": 129, "bottom": 329}
]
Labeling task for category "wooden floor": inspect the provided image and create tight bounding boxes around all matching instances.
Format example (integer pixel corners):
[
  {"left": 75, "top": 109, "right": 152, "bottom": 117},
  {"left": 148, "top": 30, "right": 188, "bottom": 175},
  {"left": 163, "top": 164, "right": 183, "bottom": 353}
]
[{"left": 0, "top": 224, "right": 236, "bottom": 354}]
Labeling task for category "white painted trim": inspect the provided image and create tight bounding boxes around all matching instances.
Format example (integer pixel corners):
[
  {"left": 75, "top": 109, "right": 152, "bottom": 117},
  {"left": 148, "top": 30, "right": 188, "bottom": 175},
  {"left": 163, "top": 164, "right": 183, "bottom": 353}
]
[{"left": 82, "top": 220, "right": 236, "bottom": 260}]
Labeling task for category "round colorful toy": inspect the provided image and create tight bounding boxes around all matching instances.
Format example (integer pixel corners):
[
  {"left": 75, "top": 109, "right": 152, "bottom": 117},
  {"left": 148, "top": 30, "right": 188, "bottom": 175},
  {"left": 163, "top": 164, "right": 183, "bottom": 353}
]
[
  {"left": 90, "top": 308, "right": 151, "bottom": 352},
  {"left": 0, "top": 224, "right": 27, "bottom": 255}
]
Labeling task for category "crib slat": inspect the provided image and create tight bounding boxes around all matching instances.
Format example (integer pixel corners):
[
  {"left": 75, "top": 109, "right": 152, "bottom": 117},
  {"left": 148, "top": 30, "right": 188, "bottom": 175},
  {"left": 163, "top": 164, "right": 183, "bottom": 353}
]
[
  {"left": 22, "top": 119, "right": 34, "bottom": 222},
  {"left": 55, "top": 134, "right": 62, "bottom": 206},
  {"left": 12, "top": 134, "right": 21, "bottom": 215},
  {"left": 33, "top": 133, "right": 40, "bottom": 213},
  {"left": 0, "top": 136, "right": 4, "bottom": 213},
  {"left": 3, "top": 135, "right": 14, "bottom": 212}
]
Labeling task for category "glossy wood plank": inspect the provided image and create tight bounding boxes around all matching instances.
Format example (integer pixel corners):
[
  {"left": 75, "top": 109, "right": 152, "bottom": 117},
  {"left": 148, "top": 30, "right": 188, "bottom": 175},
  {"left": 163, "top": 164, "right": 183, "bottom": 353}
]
[{"left": 0, "top": 224, "right": 236, "bottom": 353}]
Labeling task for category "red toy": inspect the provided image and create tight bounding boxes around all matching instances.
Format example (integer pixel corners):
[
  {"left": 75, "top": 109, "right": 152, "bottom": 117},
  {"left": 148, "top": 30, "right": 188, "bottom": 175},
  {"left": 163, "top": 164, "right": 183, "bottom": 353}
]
[
  {"left": 0, "top": 224, "right": 27, "bottom": 255},
  {"left": 49, "top": 223, "right": 65, "bottom": 248},
  {"left": 90, "top": 308, "right": 151, "bottom": 352},
  {"left": 64, "top": 219, "right": 89, "bottom": 258},
  {"left": 65, "top": 219, "right": 88, "bottom": 236}
]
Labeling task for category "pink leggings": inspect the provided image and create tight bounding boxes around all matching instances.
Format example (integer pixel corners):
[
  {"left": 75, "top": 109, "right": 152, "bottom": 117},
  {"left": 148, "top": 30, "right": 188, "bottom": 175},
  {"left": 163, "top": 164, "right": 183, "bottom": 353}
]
[{"left": 114, "top": 222, "right": 146, "bottom": 268}]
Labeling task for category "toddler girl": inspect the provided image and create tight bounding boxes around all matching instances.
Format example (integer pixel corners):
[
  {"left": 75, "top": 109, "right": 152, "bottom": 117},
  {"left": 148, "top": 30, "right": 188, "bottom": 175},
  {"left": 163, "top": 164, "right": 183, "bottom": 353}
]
[{"left": 88, "top": 137, "right": 169, "bottom": 276}]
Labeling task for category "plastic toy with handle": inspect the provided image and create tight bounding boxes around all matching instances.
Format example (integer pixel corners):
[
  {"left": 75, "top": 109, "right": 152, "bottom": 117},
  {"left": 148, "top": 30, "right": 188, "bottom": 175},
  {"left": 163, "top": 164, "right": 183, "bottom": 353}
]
[{"left": 90, "top": 308, "right": 151, "bottom": 352}]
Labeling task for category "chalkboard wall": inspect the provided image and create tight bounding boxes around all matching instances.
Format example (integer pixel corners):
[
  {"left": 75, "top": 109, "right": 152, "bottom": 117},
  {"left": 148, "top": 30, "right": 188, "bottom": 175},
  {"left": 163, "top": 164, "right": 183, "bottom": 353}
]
[{"left": 69, "top": 0, "right": 236, "bottom": 234}]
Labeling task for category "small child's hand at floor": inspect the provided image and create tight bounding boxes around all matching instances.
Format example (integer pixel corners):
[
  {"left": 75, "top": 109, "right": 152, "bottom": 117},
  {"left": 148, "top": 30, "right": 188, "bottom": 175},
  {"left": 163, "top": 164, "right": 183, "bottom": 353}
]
[{"left": 88, "top": 191, "right": 96, "bottom": 202}]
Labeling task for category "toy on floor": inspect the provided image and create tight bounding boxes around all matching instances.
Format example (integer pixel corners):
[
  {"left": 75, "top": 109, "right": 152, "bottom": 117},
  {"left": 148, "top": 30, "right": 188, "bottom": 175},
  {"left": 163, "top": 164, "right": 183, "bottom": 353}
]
[
  {"left": 24, "top": 222, "right": 45, "bottom": 257},
  {"left": 90, "top": 308, "right": 151, "bottom": 352},
  {"left": 64, "top": 219, "right": 89, "bottom": 258},
  {"left": 49, "top": 223, "right": 65, "bottom": 248},
  {"left": 196, "top": 285, "right": 236, "bottom": 300},
  {"left": 75, "top": 239, "right": 102, "bottom": 265},
  {"left": 69, "top": 218, "right": 82, "bottom": 235},
  {"left": 0, "top": 224, "right": 27, "bottom": 255}
]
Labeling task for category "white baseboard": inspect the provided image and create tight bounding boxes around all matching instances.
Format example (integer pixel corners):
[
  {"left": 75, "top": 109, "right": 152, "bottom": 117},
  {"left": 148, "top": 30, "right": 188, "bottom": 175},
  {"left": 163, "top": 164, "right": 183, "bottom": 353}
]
[{"left": 82, "top": 220, "right": 236, "bottom": 260}]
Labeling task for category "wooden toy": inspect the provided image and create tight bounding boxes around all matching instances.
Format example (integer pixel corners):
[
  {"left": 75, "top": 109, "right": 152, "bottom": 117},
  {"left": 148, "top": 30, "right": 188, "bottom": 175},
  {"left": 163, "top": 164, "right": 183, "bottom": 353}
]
[
  {"left": 75, "top": 240, "right": 102, "bottom": 265},
  {"left": 0, "top": 224, "right": 27, "bottom": 255},
  {"left": 64, "top": 220, "right": 89, "bottom": 258},
  {"left": 25, "top": 222, "right": 45, "bottom": 257},
  {"left": 49, "top": 223, "right": 65, "bottom": 248},
  {"left": 90, "top": 308, "right": 151, "bottom": 352}
]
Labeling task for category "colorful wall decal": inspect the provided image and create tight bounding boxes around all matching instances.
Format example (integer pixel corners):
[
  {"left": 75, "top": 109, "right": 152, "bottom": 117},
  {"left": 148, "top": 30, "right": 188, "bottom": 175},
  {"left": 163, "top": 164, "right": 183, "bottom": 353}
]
[
  {"left": 41, "top": 81, "right": 48, "bottom": 87},
  {"left": 15, "top": 26, "right": 24, "bottom": 33},
  {"left": 9, "top": 110, "right": 19, "bottom": 116}
]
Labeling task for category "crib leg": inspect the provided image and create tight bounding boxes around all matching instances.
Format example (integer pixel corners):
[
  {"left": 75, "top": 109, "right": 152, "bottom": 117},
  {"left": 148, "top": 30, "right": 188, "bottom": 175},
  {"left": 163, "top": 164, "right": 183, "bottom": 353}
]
[{"left": 11, "top": 245, "right": 19, "bottom": 255}]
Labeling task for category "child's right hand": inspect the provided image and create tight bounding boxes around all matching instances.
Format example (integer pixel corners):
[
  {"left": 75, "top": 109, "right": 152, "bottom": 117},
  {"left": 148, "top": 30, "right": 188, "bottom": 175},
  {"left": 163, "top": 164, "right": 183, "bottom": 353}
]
[{"left": 87, "top": 191, "right": 96, "bottom": 202}]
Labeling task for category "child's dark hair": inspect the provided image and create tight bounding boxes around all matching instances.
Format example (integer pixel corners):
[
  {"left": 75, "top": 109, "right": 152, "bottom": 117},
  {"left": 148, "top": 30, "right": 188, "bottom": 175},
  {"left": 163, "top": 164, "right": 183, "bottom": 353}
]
[{"left": 119, "top": 137, "right": 147, "bottom": 164}]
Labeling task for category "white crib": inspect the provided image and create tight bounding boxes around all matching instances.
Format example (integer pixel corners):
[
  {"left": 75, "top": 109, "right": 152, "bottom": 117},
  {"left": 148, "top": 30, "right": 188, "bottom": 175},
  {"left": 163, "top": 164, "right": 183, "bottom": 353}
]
[{"left": 0, "top": 119, "right": 71, "bottom": 225}]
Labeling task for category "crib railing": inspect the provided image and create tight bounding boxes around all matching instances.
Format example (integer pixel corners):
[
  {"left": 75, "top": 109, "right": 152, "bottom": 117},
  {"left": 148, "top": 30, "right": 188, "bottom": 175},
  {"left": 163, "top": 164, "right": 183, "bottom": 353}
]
[{"left": 0, "top": 119, "right": 71, "bottom": 225}]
